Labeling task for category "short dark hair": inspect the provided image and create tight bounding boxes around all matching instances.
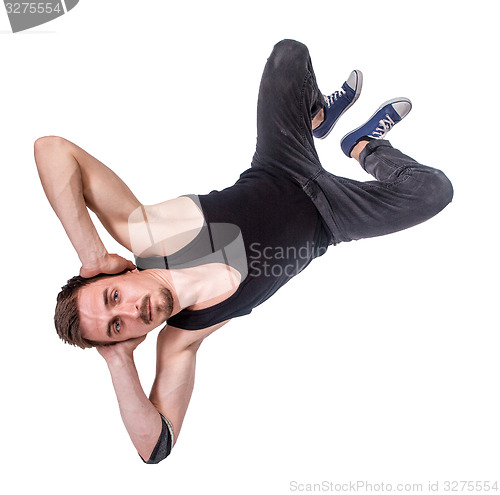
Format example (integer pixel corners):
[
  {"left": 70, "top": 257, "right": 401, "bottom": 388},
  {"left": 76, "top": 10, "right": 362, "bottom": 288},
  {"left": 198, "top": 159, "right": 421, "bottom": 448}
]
[{"left": 54, "top": 273, "right": 119, "bottom": 349}]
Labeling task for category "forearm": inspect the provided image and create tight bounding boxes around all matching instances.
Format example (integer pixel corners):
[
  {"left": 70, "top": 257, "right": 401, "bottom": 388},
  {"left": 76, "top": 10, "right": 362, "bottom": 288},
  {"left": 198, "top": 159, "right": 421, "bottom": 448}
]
[
  {"left": 105, "top": 353, "right": 163, "bottom": 461},
  {"left": 34, "top": 137, "right": 107, "bottom": 266}
]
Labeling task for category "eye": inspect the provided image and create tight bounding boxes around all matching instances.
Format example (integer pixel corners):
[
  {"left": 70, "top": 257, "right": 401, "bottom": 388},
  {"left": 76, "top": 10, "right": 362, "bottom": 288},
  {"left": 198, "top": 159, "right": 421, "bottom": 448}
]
[
  {"left": 113, "top": 290, "right": 119, "bottom": 302},
  {"left": 114, "top": 320, "right": 121, "bottom": 332}
]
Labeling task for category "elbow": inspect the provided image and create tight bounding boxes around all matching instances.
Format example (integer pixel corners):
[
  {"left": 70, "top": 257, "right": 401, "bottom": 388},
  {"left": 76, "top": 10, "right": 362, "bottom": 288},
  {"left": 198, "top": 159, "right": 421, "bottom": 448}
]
[
  {"left": 34, "top": 136, "right": 69, "bottom": 164},
  {"left": 140, "top": 448, "right": 172, "bottom": 465},
  {"left": 139, "top": 413, "right": 174, "bottom": 464},
  {"left": 140, "top": 442, "right": 173, "bottom": 465}
]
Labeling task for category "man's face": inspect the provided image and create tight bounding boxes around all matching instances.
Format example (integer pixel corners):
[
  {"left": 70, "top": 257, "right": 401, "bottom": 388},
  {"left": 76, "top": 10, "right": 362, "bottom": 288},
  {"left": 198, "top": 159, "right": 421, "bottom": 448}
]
[{"left": 78, "top": 269, "right": 173, "bottom": 344}]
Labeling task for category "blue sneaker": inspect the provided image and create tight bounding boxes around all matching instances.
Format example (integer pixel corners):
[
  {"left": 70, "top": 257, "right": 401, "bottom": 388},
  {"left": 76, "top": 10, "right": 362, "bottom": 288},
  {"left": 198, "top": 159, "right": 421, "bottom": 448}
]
[
  {"left": 313, "top": 70, "right": 363, "bottom": 140},
  {"left": 340, "top": 97, "right": 412, "bottom": 157}
]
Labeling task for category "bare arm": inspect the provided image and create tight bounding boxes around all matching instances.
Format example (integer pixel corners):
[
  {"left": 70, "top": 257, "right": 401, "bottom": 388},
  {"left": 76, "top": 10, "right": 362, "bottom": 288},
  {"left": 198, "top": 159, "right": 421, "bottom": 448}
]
[
  {"left": 98, "top": 336, "right": 163, "bottom": 461},
  {"left": 34, "top": 136, "right": 140, "bottom": 276},
  {"left": 98, "top": 321, "right": 229, "bottom": 462}
]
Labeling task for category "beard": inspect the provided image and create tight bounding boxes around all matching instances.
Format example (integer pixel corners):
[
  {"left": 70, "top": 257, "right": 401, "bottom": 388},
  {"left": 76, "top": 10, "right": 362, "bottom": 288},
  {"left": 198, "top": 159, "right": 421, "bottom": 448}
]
[{"left": 159, "top": 287, "right": 174, "bottom": 321}]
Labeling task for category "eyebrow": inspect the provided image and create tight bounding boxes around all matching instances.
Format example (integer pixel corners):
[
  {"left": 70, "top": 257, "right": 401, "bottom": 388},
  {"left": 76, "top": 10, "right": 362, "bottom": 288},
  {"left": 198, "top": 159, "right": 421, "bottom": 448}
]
[{"left": 102, "top": 289, "right": 112, "bottom": 338}]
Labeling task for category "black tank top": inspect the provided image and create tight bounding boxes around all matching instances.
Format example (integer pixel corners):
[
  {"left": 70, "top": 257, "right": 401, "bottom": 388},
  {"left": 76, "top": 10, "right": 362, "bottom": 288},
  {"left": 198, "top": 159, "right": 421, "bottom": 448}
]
[{"left": 135, "top": 166, "right": 332, "bottom": 330}]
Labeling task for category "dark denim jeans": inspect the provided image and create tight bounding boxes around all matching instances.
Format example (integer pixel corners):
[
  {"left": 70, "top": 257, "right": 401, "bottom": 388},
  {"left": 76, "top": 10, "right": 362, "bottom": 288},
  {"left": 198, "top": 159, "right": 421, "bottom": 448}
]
[{"left": 251, "top": 39, "right": 454, "bottom": 245}]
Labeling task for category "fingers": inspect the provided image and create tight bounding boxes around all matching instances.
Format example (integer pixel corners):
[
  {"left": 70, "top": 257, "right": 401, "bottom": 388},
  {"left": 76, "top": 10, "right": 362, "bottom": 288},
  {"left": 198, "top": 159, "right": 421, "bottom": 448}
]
[
  {"left": 128, "top": 334, "right": 147, "bottom": 347},
  {"left": 109, "top": 254, "right": 136, "bottom": 273},
  {"left": 126, "top": 259, "right": 137, "bottom": 271},
  {"left": 79, "top": 266, "right": 99, "bottom": 278},
  {"left": 79, "top": 254, "right": 136, "bottom": 278}
]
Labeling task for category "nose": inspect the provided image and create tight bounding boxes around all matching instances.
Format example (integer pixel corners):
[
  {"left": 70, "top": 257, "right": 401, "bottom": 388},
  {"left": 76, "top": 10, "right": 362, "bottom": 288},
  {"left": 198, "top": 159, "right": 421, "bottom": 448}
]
[{"left": 116, "top": 300, "right": 141, "bottom": 319}]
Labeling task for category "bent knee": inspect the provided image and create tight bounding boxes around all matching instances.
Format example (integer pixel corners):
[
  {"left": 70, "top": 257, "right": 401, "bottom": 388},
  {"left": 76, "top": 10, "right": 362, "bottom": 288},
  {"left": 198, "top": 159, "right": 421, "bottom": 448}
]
[
  {"left": 270, "top": 39, "right": 309, "bottom": 66},
  {"left": 432, "top": 169, "right": 453, "bottom": 206},
  {"left": 422, "top": 168, "right": 454, "bottom": 214},
  {"left": 273, "top": 38, "right": 308, "bottom": 52}
]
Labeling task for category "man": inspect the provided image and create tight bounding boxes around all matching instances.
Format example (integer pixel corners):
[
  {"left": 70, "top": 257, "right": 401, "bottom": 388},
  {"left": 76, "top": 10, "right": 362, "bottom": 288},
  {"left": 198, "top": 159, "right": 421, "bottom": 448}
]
[{"left": 35, "top": 40, "right": 453, "bottom": 464}]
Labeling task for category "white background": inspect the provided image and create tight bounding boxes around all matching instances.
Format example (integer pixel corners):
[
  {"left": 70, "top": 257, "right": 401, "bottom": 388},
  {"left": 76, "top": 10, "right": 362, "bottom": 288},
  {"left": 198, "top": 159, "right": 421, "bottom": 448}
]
[{"left": 1, "top": 0, "right": 498, "bottom": 493}]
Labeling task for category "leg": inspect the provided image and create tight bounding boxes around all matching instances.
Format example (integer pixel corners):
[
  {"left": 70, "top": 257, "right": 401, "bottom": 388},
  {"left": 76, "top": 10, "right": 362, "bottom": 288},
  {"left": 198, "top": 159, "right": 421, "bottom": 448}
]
[
  {"left": 251, "top": 39, "right": 325, "bottom": 185},
  {"left": 312, "top": 108, "right": 326, "bottom": 131},
  {"left": 313, "top": 139, "right": 454, "bottom": 242}
]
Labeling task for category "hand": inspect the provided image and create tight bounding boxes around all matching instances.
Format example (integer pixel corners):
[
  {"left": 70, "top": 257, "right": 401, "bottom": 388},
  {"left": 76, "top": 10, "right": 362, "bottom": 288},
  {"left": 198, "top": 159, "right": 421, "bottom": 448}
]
[
  {"left": 80, "top": 253, "right": 136, "bottom": 278},
  {"left": 97, "top": 335, "right": 147, "bottom": 362}
]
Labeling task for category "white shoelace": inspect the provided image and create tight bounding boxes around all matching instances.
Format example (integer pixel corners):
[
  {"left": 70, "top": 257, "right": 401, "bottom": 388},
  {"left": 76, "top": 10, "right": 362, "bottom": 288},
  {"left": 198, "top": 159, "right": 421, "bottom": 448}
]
[
  {"left": 370, "top": 115, "right": 396, "bottom": 139},
  {"left": 324, "top": 89, "right": 346, "bottom": 108}
]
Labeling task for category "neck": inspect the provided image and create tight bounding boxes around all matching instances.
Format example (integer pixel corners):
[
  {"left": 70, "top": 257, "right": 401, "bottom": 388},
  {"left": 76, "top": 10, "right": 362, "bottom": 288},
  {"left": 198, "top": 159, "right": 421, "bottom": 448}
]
[{"left": 147, "top": 268, "right": 203, "bottom": 315}]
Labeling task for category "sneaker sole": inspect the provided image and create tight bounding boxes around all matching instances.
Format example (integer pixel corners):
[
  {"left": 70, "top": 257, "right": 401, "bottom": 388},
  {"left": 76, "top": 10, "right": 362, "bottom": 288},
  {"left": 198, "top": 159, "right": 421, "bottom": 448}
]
[
  {"left": 317, "top": 69, "right": 364, "bottom": 140},
  {"left": 340, "top": 97, "right": 412, "bottom": 144}
]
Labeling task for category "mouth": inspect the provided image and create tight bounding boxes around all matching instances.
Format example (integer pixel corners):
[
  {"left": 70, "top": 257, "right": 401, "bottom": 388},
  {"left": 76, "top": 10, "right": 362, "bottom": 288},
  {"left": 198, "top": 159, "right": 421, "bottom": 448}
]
[{"left": 149, "top": 297, "right": 153, "bottom": 322}]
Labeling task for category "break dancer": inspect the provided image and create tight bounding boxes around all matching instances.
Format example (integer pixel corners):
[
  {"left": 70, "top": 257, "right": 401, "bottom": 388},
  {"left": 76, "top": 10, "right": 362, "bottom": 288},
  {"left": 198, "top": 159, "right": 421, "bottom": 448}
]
[{"left": 35, "top": 39, "right": 453, "bottom": 464}]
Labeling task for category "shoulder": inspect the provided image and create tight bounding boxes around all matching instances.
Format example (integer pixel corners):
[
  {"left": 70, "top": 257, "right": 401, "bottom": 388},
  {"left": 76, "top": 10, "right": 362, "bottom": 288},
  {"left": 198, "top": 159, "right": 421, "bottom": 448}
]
[{"left": 156, "top": 319, "right": 231, "bottom": 358}]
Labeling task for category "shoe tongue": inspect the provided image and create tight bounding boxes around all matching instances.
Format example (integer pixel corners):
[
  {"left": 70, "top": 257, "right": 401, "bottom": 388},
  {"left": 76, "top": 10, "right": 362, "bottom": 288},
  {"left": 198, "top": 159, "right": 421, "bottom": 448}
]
[
  {"left": 342, "top": 82, "right": 354, "bottom": 94},
  {"left": 386, "top": 108, "right": 400, "bottom": 123}
]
